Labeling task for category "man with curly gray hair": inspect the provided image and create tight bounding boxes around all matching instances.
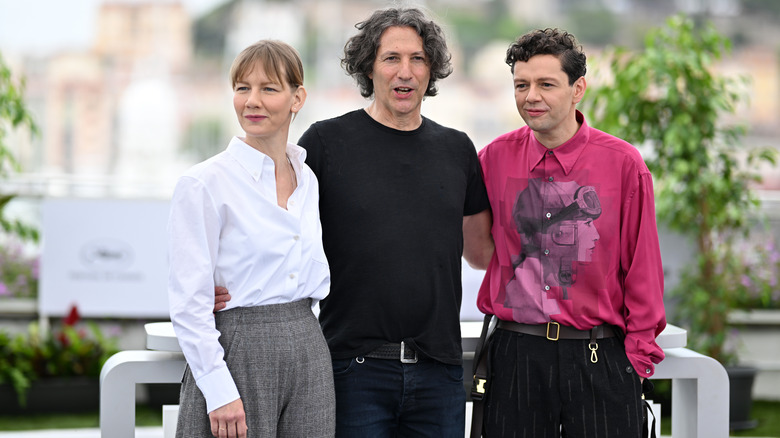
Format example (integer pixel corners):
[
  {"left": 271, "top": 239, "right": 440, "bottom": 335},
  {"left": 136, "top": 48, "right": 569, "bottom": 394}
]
[
  {"left": 340, "top": 8, "right": 453, "bottom": 99},
  {"left": 215, "top": 8, "right": 491, "bottom": 435},
  {"left": 298, "top": 7, "right": 491, "bottom": 437}
]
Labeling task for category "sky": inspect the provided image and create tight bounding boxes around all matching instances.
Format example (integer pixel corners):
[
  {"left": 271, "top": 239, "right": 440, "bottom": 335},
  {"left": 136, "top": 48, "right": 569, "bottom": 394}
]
[{"left": 0, "top": 0, "right": 228, "bottom": 56}]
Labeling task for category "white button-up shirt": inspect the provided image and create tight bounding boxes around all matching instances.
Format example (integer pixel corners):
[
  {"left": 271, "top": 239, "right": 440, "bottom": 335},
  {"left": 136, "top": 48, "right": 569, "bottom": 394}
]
[{"left": 167, "top": 137, "right": 330, "bottom": 413}]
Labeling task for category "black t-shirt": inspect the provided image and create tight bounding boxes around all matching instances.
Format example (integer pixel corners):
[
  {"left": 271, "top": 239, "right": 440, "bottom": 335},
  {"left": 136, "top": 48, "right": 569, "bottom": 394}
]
[{"left": 298, "top": 109, "right": 490, "bottom": 365}]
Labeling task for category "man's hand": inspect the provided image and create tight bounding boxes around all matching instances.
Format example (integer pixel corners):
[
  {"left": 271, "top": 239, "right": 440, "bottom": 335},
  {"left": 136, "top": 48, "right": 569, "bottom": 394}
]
[
  {"left": 463, "top": 209, "right": 495, "bottom": 270},
  {"left": 209, "top": 398, "right": 247, "bottom": 438},
  {"left": 214, "top": 286, "right": 231, "bottom": 313}
]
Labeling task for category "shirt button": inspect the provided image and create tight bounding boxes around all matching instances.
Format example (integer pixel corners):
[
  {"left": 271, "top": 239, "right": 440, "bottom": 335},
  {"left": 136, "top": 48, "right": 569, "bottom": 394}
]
[
  {"left": 293, "top": 235, "right": 300, "bottom": 241},
  {"left": 645, "top": 368, "right": 652, "bottom": 374},
  {"left": 548, "top": 176, "right": 554, "bottom": 182},
  {"left": 544, "top": 249, "right": 550, "bottom": 255},
  {"left": 626, "top": 366, "right": 634, "bottom": 373},
  {"left": 289, "top": 200, "right": 296, "bottom": 206},
  {"left": 289, "top": 273, "right": 296, "bottom": 279},
  {"left": 546, "top": 212, "right": 552, "bottom": 219},
  {"left": 544, "top": 285, "right": 551, "bottom": 291},
  {"left": 548, "top": 151, "right": 554, "bottom": 155}
]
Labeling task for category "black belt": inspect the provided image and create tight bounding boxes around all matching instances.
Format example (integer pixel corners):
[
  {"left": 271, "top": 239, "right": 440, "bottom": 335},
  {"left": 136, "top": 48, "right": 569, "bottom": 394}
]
[
  {"left": 364, "top": 341, "right": 418, "bottom": 363},
  {"left": 497, "top": 320, "right": 616, "bottom": 341}
]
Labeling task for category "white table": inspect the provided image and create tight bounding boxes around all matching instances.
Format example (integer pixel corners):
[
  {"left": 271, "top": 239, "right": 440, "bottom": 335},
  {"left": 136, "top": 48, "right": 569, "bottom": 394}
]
[
  {"left": 99, "top": 323, "right": 186, "bottom": 438},
  {"left": 100, "top": 322, "right": 728, "bottom": 438}
]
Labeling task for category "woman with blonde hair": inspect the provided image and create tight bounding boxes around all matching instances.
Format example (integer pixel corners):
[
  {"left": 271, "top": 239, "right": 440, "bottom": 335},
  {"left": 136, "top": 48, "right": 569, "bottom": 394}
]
[{"left": 168, "top": 40, "right": 334, "bottom": 438}]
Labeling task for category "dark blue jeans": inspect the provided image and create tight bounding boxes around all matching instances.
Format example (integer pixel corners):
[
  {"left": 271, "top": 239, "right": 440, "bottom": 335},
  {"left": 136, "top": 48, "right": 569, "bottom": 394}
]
[{"left": 331, "top": 356, "right": 466, "bottom": 437}]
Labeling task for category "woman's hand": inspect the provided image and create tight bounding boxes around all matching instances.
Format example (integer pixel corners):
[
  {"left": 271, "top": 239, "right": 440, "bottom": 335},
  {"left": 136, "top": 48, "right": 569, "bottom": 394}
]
[{"left": 209, "top": 398, "right": 248, "bottom": 438}]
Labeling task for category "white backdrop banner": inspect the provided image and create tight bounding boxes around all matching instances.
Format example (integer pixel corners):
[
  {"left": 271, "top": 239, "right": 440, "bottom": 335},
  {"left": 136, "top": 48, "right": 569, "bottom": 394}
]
[
  {"left": 40, "top": 198, "right": 171, "bottom": 318},
  {"left": 38, "top": 198, "right": 487, "bottom": 320}
]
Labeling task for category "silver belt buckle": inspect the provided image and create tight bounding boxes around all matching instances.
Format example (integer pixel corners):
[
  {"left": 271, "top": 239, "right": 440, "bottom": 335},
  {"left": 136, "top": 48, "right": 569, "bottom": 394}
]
[{"left": 400, "top": 341, "right": 418, "bottom": 363}]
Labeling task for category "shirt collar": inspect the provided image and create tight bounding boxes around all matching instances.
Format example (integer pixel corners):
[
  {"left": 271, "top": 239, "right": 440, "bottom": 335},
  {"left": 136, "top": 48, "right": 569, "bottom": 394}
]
[
  {"left": 226, "top": 137, "right": 307, "bottom": 182},
  {"left": 286, "top": 142, "right": 307, "bottom": 169},
  {"left": 529, "top": 110, "right": 590, "bottom": 176}
]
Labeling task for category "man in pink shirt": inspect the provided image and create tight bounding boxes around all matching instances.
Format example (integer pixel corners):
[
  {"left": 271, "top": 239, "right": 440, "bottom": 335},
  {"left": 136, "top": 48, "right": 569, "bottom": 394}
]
[{"left": 469, "top": 28, "right": 666, "bottom": 437}]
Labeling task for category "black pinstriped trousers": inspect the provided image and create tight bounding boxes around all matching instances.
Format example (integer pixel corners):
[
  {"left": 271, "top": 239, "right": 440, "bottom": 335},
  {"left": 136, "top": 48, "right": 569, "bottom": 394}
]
[
  {"left": 176, "top": 299, "right": 335, "bottom": 437},
  {"left": 482, "top": 328, "right": 644, "bottom": 438}
]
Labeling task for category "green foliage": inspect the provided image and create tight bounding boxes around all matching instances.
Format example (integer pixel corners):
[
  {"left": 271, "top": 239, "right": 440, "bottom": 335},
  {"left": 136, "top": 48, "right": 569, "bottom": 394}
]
[
  {"left": 0, "top": 330, "right": 35, "bottom": 406},
  {"left": 672, "top": 245, "right": 742, "bottom": 363},
  {"left": 1, "top": 194, "right": 39, "bottom": 242},
  {"left": 181, "top": 117, "right": 225, "bottom": 161},
  {"left": 583, "top": 15, "right": 777, "bottom": 364},
  {"left": 732, "top": 233, "right": 780, "bottom": 309},
  {"left": 0, "top": 51, "right": 39, "bottom": 243},
  {"left": 659, "top": 400, "right": 780, "bottom": 436},
  {"left": 0, "top": 404, "right": 165, "bottom": 430},
  {"left": 447, "top": 5, "right": 521, "bottom": 66},
  {"left": 192, "top": 0, "right": 234, "bottom": 58},
  {"left": 0, "top": 313, "right": 119, "bottom": 407},
  {"left": 0, "top": 52, "right": 36, "bottom": 178},
  {"left": 0, "top": 237, "right": 38, "bottom": 298},
  {"left": 741, "top": 0, "right": 780, "bottom": 18},
  {"left": 566, "top": 7, "right": 619, "bottom": 46}
]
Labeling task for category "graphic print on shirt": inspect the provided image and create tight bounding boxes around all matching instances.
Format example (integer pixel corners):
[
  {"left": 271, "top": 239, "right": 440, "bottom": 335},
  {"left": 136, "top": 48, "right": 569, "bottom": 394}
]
[{"left": 504, "top": 178, "right": 602, "bottom": 323}]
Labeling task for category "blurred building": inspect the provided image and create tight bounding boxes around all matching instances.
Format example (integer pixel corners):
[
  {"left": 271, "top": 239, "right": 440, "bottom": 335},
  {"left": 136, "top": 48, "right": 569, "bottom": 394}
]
[
  {"left": 17, "top": 1, "right": 194, "bottom": 197},
  {"left": 2, "top": 0, "right": 779, "bottom": 198}
]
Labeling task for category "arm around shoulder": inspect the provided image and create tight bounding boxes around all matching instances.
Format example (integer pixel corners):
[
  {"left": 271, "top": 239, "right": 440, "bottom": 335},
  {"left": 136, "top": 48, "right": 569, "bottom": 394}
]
[{"left": 463, "top": 208, "right": 494, "bottom": 270}]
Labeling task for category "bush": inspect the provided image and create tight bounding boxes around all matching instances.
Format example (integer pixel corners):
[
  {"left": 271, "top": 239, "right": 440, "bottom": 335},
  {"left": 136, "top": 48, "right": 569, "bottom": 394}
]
[
  {"left": 733, "top": 233, "right": 780, "bottom": 310},
  {"left": 0, "top": 306, "right": 119, "bottom": 406},
  {"left": 583, "top": 14, "right": 777, "bottom": 364},
  {"left": 0, "top": 237, "right": 38, "bottom": 299}
]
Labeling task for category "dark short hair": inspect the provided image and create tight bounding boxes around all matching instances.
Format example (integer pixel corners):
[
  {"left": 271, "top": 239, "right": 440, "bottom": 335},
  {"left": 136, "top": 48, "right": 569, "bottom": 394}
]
[
  {"left": 505, "top": 28, "right": 586, "bottom": 85},
  {"left": 341, "top": 7, "right": 453, "bottom": 98}
]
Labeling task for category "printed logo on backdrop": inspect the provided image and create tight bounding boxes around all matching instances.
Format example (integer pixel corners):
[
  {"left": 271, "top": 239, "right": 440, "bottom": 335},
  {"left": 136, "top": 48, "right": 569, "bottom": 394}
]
[
  {"left": 70, "top": 238, "right": 143, "bottom": 282},
  {"left": 40, "top": 198, "right": 170, "bottom": 318}
]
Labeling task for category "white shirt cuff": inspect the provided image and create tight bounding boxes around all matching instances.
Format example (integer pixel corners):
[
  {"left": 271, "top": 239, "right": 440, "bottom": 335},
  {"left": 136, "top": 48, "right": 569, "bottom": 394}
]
[{"left": 196, "top": 365, "right": 240, "bottom": 413}]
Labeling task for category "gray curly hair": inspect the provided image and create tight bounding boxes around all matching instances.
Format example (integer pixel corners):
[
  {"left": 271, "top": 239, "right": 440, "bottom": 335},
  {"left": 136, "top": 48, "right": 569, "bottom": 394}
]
[{"left": 341, "top": 7, "right": 453, "bottom": 98}]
